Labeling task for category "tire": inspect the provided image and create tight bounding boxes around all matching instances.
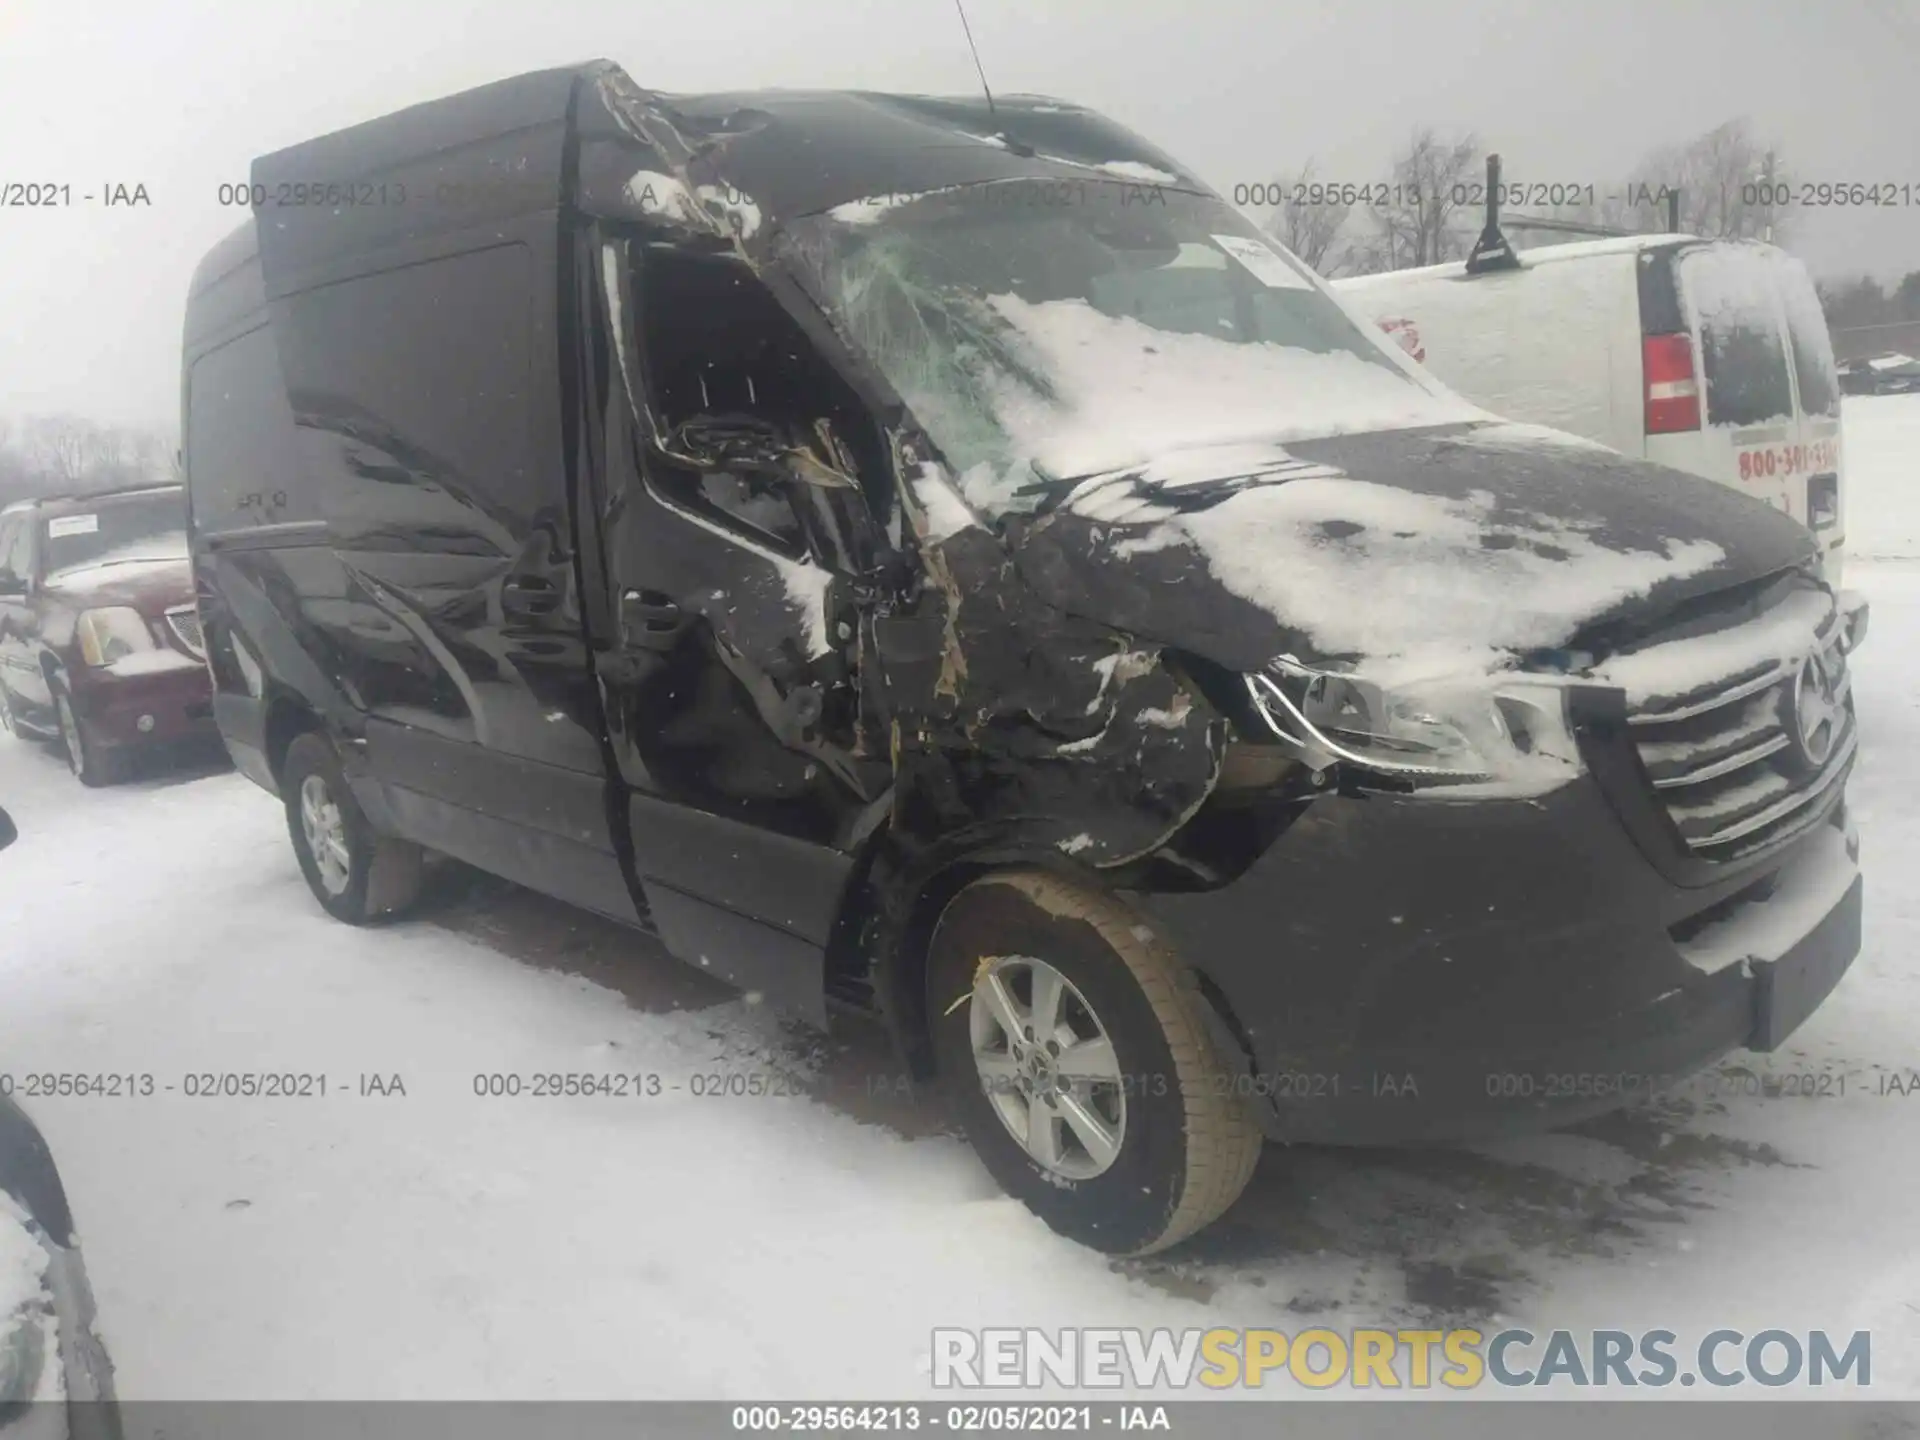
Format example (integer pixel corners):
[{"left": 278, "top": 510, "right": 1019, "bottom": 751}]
[
  {"left": 53, "top": 682, "right": 132, "bottom": 787},
  {"left": 926, "top": 870, "right": 1261, "bottom": 1256},
  {"left": 281, "top": 731, "right": 423, "bottom": 925}
]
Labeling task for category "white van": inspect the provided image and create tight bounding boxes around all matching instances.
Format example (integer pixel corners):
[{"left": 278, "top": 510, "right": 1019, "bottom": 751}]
[{"left": 1334, "top": 235, "right": 1847, "bottom": 583}]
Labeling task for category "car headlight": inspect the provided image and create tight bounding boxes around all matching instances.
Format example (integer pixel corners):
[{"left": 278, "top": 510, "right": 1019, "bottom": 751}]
[
  {"left": 75, "top": 606, "right": 155, "bottom": 667},
  {"left": 1244, "top": 659, "right": 1584, "bottom": 796}
]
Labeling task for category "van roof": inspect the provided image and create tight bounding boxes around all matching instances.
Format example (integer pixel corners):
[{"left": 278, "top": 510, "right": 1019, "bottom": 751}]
[
  {"left": 624, "top": 86, "right": 1206, "bottom": 220},
  {"left": 1335, "top": 233, "right": 1708, "bottom": 290},
  {"left": 194, "top": 62, "right": 1210, "bottom": 317}
]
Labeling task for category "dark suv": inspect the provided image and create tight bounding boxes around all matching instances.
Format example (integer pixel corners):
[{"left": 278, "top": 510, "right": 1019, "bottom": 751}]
[
  {"left": 183, "top": 62, "right": 1867, "bottom": 1255},
  {"left": 0, "top": 486, "right": 216, "bottom": 785}
]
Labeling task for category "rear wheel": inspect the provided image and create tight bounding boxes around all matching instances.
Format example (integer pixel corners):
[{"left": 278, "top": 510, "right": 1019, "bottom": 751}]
[
  {"left": 53, "top": 682, "right": 131, "bottom": 787},
  {"left": 927, "top": 870, "right": 1261, "bottom": 1255},
  {"left": 281, "top": 731, "right": 423, "bottom": 925}
]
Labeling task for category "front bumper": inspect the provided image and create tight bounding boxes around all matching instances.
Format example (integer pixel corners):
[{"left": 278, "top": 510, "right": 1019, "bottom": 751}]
[
  {"left": 1129, "top": 772, "right": 1861, "bottom": 1146},
  {"left": 69, "top": 651, "right": 215, "bottom": 749}
]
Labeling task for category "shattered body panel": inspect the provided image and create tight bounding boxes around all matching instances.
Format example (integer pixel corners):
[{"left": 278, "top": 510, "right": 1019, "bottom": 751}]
[
  {"left": 878, "top": 493, "right": 1226, "bottom": 871},
  {"left": 569, "top": 66, "right": 1239, "bottom": 875}
]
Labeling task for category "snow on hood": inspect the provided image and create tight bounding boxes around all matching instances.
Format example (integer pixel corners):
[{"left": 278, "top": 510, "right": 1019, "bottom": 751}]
[
  {"left": 45, "top": 548, "right": 189, "bottom": 593},
  {"left": 1003, "top": 421, "right": 1814, "bottom": 685},
  {"left": 977, "top": 295, "right": 1479, "bottom": 495},
  {"left": 1590, "top": 584, "right": 1831, "bottom": 708},
  {"left": 1056, "top": 459, "right": 1726, "bottom": 686}
]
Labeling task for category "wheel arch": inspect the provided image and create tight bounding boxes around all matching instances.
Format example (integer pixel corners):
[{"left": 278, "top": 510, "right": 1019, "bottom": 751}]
[
  {"left": 853, "top": 836, "right": 1262, "bottom": 1098},
  {"left": 263, "top": 689, "right": 323, "bottom": 789},
  {"left": 857, "top": 837, "right": 1139, "bottom": 1085}
]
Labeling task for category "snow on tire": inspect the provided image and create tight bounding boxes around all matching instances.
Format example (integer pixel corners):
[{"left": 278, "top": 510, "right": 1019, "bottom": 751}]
[{"left": 927, "top": 870, "right": 1261, "bottom": 1255}]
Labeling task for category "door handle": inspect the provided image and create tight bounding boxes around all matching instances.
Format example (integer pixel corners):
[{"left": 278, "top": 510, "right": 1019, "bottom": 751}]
[
  {"left": 502, "top": 574, "right": 562, "bottom": 617},
  {"left": 620, "top": 590, "right": 690, "bottom": 651}
]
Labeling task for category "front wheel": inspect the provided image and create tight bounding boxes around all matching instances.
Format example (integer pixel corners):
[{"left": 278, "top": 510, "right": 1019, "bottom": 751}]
[
  {"left": 281, "top": 732, "right": 423, "bottom": 925},
  {"left": 53, "top": 682, "right": 131, "bottom": 787},
  {"left": 927, "top": 871, "right": 1261, "bottom": 1255}
]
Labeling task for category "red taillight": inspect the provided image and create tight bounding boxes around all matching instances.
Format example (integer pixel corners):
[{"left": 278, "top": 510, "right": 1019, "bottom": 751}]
[{"left": 1643, "top": 332, "right": 1701, "bottom": 434}]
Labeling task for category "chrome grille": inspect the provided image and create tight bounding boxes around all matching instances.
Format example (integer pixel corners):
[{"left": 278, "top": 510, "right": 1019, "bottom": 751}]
[
  {"left": 165, "top": 603, "right": 206, "bottom": 659},
  {"left": 1600, "top": 586, "right": 1856, "bottom": 864}
]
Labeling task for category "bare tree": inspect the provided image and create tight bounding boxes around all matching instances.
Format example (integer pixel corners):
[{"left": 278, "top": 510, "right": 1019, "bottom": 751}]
[
  {"left": 24, "top": 415, "right": 101, "bottom": 488},
  {"left": 2, "top": 414, "right": 174, "bottom": 500},
  {"left": 1347, "top": 129, "right": 1483, "bottom": 275},
  {"left": 1263, "top": 160, "right": 1354, "bottom": 275},
  {"left": 1628, "top": 118, "right": 1791, "bottom": 241}
]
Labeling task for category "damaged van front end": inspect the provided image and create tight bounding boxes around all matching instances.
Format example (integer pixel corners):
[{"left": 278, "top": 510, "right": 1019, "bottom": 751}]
[
  {"left": 578, "top": 72, "right": 1863, "bottom": 1229},
  {"left": 212, "top": 63, "right": 1866, "bottom": 1255},
  {"left": 744, "top": 165, "right": 1866, "bottom": 1156}
]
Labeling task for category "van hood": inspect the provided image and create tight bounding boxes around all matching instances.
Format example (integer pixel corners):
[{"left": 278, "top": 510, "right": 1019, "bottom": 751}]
[{"left": 1002, "top": 420, "right": 1820, "bottom": 683}]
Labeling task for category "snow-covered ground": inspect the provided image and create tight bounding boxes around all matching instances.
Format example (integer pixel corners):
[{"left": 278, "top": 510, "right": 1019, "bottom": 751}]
[
  {"left": 1848, "top": 392, "right": 1920, "bottom": 561},
  {"left": 2, "top": 396, "right": 1918, "bottom": 1402}
]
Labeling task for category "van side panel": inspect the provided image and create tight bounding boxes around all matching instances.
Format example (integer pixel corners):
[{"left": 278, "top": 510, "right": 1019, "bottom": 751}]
[
  {"left": 183, "top": 243, "right": 349, "bottom": 800},
  {"left": 232, "top": 69, "right": 640, "bottom": 924},
  {"left": 1336, "top": 255, "right": 1638, "bottom": 447}
]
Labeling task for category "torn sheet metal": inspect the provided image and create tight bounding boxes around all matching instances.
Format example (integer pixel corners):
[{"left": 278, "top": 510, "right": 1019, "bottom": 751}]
[{"left": 878, "top": 444, "right": 1225, "bottom": 869}]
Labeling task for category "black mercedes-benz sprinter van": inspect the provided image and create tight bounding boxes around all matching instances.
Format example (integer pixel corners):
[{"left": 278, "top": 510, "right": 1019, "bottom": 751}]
[{"left": 183, "top": 61, "right": 1867, "bottom": 1254}]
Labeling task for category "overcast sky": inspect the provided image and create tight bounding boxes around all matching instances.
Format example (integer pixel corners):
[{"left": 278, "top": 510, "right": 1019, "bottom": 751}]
[{"left": 2, "top": 0, "right": 1915, "bottom": 433}]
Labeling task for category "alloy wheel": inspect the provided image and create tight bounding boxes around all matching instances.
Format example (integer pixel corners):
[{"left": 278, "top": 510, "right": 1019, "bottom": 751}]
[
  {"left": 298, "top": 773, "right": 352, "bottom": 896},
  {"left": 969, "top": 955, "right": 1128, "bottom": 1180}
]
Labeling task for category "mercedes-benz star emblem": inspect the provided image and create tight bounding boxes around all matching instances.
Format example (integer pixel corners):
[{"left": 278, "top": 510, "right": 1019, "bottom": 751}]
[{"left": 1786, "top": 650, "right": 1843, "bottom": 769}]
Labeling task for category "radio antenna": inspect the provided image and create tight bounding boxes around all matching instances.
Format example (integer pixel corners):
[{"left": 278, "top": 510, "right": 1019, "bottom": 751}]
[{"left": 953, "top": 0, "right": 997, "bottom": 118}]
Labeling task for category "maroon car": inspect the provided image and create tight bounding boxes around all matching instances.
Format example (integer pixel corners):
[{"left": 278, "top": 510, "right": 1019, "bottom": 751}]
[{"left": 0, "top": 484, "right": 216, "bottom": 785}]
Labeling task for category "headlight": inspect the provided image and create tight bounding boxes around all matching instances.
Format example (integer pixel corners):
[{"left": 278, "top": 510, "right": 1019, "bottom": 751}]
[
  {"left": 1245, "top": 659, "right": 1584, "bottom": 796},
  {"left": 75, "top": 606, "right": 155, "bottom": 667}
]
